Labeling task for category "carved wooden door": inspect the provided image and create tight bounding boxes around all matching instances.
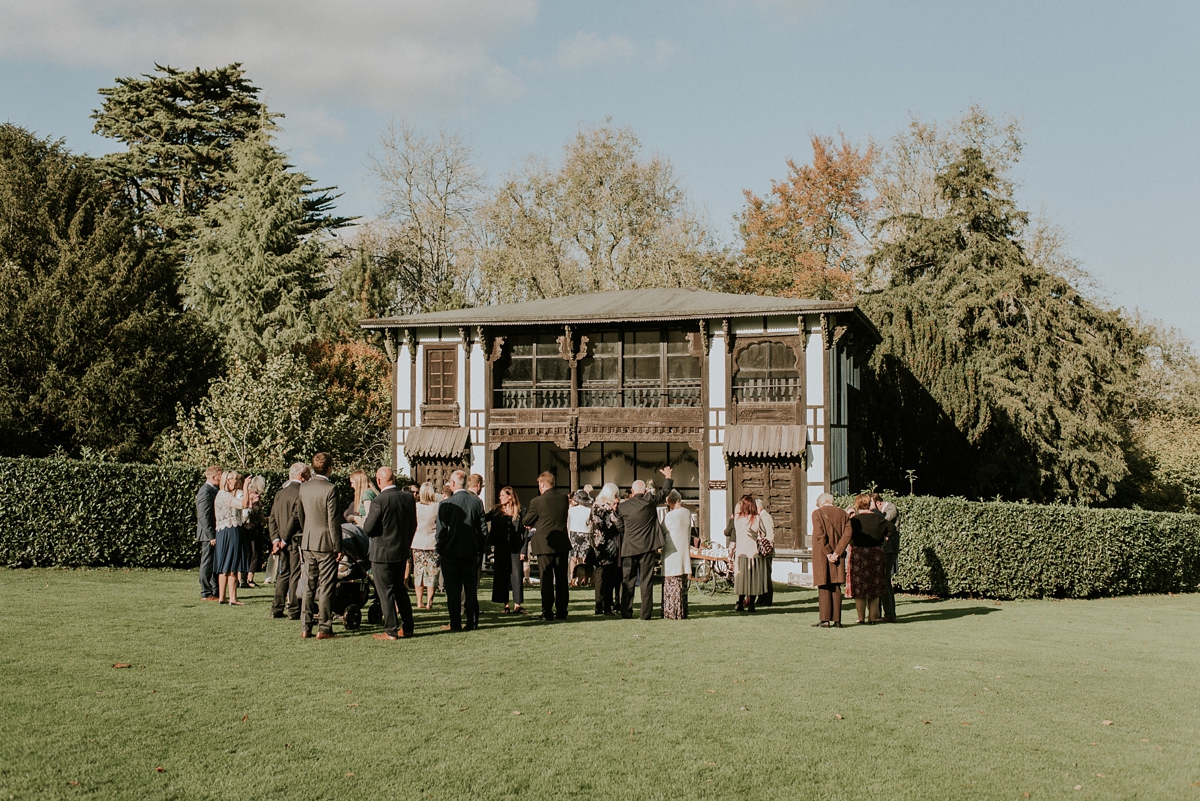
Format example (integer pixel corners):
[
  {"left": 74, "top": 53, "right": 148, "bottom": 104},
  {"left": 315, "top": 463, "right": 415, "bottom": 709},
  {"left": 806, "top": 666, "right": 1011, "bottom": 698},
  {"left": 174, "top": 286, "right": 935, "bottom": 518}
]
[
  {"left": 415, "top": 461, "right": 465, "bottom": 493},
  {"left": 732, "top": 460, "right": 803, "bottom": 550}
]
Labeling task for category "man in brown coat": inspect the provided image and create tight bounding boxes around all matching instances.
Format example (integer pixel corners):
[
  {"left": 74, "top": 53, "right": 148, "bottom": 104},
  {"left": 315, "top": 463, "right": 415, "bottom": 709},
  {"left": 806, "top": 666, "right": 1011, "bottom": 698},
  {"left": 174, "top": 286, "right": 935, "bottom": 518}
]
[
  {"left": 294, "top": 452, "right": 343, "bottom": 639},
  {"left": 810, "top": 493, "right": 853, "bottom": 627}
]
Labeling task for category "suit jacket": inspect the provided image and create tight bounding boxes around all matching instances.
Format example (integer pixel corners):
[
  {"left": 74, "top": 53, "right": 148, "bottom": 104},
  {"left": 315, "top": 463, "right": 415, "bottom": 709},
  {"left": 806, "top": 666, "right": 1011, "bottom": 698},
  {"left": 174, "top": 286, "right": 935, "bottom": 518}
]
[
  {"left": 195, "top": 482, "right": 217, "bottom": 543},
  {"left": 295, "top": 475, "right": 343, "bottom": 553},
  {"left": 810, "top": 505, "right": 853, "bottom": 586},
  {"left": 616, "top": 479, "right": 673, "bottom": 557},
  {"left": 522, "top": 489, "right": 570, "bottom": 556},
  {"left": 362, "top": 485, "right": 417, "bottom": 564},
  {"left": 879, "top": 502, "right": 900, "bottom": 555},
  {"left": 268, "top": 480, "right": 302, "bottom": 545},
  {"left": 435, "top": 489, "right": 487, "bottom": 560}
]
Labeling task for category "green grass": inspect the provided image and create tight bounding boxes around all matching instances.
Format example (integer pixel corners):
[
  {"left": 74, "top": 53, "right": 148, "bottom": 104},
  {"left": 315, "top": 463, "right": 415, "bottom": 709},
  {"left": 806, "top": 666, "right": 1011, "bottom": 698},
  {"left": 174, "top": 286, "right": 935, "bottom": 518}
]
[{"left": 0, "top": 570, "right": 1197, "bottom": 800}]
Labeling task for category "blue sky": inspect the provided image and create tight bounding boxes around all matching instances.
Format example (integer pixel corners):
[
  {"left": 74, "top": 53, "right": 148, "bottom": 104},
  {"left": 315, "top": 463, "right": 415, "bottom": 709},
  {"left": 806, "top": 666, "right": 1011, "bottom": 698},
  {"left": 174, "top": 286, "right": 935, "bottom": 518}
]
[{"left": 2, "top": 0, "right": 1196, "bottom": 342}]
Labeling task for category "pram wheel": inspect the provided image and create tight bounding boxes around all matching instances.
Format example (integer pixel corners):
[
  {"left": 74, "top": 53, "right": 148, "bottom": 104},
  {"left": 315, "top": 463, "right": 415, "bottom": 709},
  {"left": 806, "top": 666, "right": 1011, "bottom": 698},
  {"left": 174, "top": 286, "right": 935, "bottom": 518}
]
[
  {"left": 343, "top": 604, "right": 362, "bottom": 631},
  {"left": 367, "top": 601, "right": 382, "bottom": 626}
]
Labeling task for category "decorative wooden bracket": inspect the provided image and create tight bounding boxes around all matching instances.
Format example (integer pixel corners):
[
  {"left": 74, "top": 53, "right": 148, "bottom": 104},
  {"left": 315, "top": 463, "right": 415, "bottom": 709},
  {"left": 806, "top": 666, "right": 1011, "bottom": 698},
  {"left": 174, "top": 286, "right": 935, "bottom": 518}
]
[
  {"left": 403, "top": 328, "right": 417, "bottom": 364},
  {"left": 383, "top": 329, "right": 396, "bottom": 363},
  {"left": 488, "top": 335, "right": 507, "bottom": 362},
  {"left": 686, "top": 319, "right": 709, "bottom": 359},
  {"left": 722, "top": 318, "right": 734, "bottom": 354},
  {"left": 820, "top": 313, "right": 833, "bottom": 350}
]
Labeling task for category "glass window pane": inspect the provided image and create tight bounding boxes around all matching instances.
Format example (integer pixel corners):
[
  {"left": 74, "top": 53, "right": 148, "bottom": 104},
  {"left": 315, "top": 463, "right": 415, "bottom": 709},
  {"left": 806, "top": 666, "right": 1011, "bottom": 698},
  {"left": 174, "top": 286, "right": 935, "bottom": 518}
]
[
  {"left": 508, "top": 334, "right": 534, "bottom": 358},
  {"left": 635, "top": 443, "right": 668, "bottom": 485},
  {"left": 504, "top": 357, "right": 532, "bottom": 384},
  {"left": 581, "top": 355, "right": 617, "bottom": 384},
  {"left": 665, "top": 330, "right": 691, "bottom": 354},
  {"left": 627, "top": 330, "right": 660, "bottom": 356},
  {"left": 670, "top": 444, "right": 700, "bottom": 493},
  {"left": 587, "top": 331, "right": 619, "bottom": 356},
  {"left": 667, "top": 354, "right": 701, "bottom": 380},
  {"left": 602, "top": 443, "right": 636, "bottom": 490},
  {"left": 577, "top": 443, "right": 603, "bottom": 490},
  {"left": 624, "top": 356, "right": 660, "bottom": 382},
  {"left": 535, "top": 355, "right": 570, "bottom": 383}
]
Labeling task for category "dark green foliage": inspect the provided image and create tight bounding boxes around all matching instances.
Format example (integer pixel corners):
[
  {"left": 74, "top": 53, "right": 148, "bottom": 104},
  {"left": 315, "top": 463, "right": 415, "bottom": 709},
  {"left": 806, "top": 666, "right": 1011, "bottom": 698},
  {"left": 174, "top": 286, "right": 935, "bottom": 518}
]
[
  {"left": 0, "top": 457, "right": 410, "bottom": 568},
  {"left": 184, "top": 132, "right": 352, "bottom": 362},
  {"left": 862, "top": 149, "right": 1140, "bottom": 504},
  {"left": 0, "top": 125, "right": 220, "bottom": 461},
  {"left": 92, "top": 63, "right": 273, "bottom": 240},
  {"left": 839, "top": 494, "right": 1200, "bottom": 598}
]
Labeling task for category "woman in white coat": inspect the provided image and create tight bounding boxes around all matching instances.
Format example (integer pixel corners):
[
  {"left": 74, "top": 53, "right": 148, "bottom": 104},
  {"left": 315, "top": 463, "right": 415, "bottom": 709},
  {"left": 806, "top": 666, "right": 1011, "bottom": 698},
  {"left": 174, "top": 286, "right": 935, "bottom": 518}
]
[{"left": 660, "top": 490, "right": 692, "bottom": 620}]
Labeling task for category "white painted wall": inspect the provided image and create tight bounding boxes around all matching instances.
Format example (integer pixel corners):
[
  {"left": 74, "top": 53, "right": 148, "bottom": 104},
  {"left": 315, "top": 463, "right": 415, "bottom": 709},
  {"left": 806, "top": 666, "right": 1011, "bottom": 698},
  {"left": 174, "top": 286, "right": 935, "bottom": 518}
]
[
  {"left": 395, "top": 342, "right": 413, "bottom": 477},
  {"left": 804, "top": 314, "right": 825, "bottom": 525}
]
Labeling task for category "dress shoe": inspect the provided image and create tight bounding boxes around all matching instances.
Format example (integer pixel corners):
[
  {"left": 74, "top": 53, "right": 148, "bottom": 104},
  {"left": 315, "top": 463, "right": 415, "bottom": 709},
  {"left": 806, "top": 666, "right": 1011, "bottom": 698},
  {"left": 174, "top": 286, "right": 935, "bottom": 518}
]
[
  {"left": 271, "top": 612, "right": 284, "bottom": 619},
  {"left": 884, "top": 615, "right": 897, "bottom": 623},
  {"left": 315, "top": 631, "right": 339, "bottom": 640},
  {"left": 301, "top": 629, "right": 312, "bottom": 639},
  {"left": 373, "top": 633, "right": 399, "bottom": 641}
]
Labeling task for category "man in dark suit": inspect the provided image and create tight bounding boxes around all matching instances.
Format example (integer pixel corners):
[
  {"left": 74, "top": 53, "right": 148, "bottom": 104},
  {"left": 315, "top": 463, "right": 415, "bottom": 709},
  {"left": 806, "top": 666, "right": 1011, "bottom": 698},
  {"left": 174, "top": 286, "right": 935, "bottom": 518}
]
[
  {"left": 616, "top": 466, "right": 673, "bottom": 620},
  {"left": 436, "top": 469, "right": 487, "bottom": 631},
  {"left": 362, "top": 466, "right": 417, "bottom": 640},
  {"left": 294, "top": 452, "right": 343, "bottom": 639},
  {"left": 522, "top": 471, "right": 570, "bottom": 620},
  {"left": 268, "top": 462, "right": 309, "bottom": 619},
  {"left": 195, "top": 465, "right": 221, "bottom": 601}
]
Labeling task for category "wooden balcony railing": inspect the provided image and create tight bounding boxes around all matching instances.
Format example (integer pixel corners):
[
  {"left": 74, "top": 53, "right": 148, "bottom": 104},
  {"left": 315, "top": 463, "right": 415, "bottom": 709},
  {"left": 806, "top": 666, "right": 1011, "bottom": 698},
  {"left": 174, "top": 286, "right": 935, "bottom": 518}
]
[{"left": 732, "top": 377, "right": 802, "bottom": 403}]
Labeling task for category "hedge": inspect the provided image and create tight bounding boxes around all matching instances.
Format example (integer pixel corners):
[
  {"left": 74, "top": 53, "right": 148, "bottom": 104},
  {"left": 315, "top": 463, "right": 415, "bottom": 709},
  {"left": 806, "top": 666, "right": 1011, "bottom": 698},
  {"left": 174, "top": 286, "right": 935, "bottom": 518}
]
[
  {"left": 837, "top": 495, "right": 1200, "bottom": 598},
  {"left": 0, "top": 458, "right": 355, "bottom": 568}
]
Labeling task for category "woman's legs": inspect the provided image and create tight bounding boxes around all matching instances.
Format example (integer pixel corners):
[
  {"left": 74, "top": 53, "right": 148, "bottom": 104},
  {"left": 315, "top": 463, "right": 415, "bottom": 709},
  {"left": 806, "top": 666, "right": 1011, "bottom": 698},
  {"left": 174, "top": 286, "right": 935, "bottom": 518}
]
[
  {"left": 228, "top": 574, "right": 240, "bottom": 604},
  {"left": 868, "top": 597, "right": 880, "bottom": 622},
  {"left": 415, "top": 584, "right": 426, "bottom": 609},
  {"left": 854, "top": 597, "right": 867, "bottom": 623},
  {"left": 217, "top": 573, "right": 227, "bottom": 603}
]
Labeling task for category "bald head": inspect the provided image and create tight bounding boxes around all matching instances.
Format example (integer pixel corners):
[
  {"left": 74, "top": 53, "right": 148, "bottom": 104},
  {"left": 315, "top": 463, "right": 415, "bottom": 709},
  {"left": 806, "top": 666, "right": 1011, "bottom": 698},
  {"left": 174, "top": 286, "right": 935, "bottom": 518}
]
[{"left": 376, "top": 466, "right": 394, "bottom": 489}]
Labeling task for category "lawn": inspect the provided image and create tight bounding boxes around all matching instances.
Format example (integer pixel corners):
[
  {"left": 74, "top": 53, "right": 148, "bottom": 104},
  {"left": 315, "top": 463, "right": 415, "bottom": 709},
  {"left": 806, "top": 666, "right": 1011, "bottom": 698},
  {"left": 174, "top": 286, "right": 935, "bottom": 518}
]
[{"left": 0, "top": 570, "right": 1197, "bottom": 800}]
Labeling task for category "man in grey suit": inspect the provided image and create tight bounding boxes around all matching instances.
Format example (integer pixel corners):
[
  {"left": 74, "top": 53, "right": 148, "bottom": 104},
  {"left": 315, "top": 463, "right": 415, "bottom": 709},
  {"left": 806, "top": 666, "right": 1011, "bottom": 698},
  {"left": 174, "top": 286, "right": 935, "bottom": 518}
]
[
  {"left": 363, "top": 466, "right": 417, "bottom": 640},
  {"left": 269, "top": 462, "right": 310, "bottom": 619},
  {"left": 436, "top": 470, "right": 487, "bottom": 632},
  {"left": 521, "top": 471, "right": 570, "bottom": 621},
  {"left": 195, "top": 465, "right": 221, "bottom": 601},
  {"left": 294, "top": 452, "right": 343, "bottom": 639},
  {"left": 616, "top": 466, "right": 673, "bottom": 620}
]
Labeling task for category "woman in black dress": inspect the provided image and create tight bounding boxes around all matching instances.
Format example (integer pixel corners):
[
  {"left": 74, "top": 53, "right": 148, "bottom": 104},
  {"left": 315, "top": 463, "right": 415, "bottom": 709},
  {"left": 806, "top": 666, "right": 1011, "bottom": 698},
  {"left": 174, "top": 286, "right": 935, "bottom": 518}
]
[
  {"left": 588, "top": 483, "right": 622, "bottom": 615},
  {"left": 486, "top": 486, "right": 528, "bottom": 614}
]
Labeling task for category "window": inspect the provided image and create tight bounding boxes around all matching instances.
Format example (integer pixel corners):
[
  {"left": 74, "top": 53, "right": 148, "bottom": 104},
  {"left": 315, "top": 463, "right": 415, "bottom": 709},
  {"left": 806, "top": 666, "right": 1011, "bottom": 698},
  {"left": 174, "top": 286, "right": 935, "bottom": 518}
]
[
  {"left": 578, "top": 328, "right": 702, "bottom": 408},
  {"left": 494, "top": 334, "right": 571, "bottom": 409},
  {"left": 424, "top": 346, "right": 458, "bottom": 405},
  {"left": 733, "top": 341, "right": 801, "bottom": 402}
]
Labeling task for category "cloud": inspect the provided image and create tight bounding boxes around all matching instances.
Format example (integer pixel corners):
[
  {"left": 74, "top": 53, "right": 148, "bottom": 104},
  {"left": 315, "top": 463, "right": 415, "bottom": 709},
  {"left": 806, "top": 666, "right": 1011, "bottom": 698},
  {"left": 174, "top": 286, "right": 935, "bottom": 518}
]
[
  {"left": 0, "top": 0, "right": 538, "bottom": 108},
  {"left": 554, "top": 31, "right": 636, "bottom": 70}
]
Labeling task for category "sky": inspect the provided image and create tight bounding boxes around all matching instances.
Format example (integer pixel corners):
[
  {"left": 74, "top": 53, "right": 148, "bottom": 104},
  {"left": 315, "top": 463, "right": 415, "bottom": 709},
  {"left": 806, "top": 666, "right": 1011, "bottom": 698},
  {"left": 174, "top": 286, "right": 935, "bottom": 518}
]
[{"left": 2, "top": 0, "right": 1197, "bottom": 342}]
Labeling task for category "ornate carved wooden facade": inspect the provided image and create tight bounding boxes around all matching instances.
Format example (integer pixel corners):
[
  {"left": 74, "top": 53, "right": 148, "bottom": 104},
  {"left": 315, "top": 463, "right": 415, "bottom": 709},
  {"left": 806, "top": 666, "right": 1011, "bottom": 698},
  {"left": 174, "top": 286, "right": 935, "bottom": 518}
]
[{"left": 361, "top": 289, "right": 878, "bottom": 578}]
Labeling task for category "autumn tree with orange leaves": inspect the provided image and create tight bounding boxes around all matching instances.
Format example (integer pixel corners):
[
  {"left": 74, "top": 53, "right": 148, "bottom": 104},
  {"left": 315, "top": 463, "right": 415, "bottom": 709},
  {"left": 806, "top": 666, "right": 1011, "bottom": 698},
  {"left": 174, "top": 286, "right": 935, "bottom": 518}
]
[{"left": 729, "top": 134, "right": 877, "bottom": 301}]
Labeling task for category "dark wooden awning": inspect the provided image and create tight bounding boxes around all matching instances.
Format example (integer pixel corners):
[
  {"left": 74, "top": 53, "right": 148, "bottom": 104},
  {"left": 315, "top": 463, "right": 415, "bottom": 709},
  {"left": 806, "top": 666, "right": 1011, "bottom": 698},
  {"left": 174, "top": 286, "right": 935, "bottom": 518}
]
[
  {"left": 724, "top": 425, "right": 807, "bottom": 459},
  {"left": 404, "top": 427, "right": 470, "bottom": 461}
]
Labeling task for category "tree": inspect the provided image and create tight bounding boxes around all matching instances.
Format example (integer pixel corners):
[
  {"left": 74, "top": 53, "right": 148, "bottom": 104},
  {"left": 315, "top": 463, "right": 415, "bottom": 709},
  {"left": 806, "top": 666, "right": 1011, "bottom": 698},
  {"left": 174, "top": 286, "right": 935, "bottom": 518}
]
[
  {"left": 92, "top": 63, "right": 273, "bottom": 241},
  {"left": 729, "top": 133, "right": 877, "bottom": 300},
  {"left": 183, "top": 131, "right": 350, "bottom": 363},
  {"left": 367, "top": 122, "right": 484, "bottom": 314},
  {"left": 158, "top": 352, "right": 379, "bottom": 471},
  {"left": 0, "top": 124, "right": 219, "bottom": 461},
  {"left": 861, "top": 147, "right": 1140, "bottom": 504},
  {"left": 481, "top": 123, "right": 724, "bottom": 301}
]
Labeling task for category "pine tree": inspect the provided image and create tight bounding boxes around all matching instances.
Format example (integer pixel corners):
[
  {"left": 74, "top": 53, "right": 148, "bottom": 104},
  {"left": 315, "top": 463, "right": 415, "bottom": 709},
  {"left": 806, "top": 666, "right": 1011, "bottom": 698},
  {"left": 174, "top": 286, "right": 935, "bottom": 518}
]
[
  {"left": 184, "top": 131, "right": 350, "bottom": 363},
  {"left": 92, "top": 63, "right": 272, "bottom": 241},
  {"left": 862, "top": 148, "right": 1139, "bottom": 503}
]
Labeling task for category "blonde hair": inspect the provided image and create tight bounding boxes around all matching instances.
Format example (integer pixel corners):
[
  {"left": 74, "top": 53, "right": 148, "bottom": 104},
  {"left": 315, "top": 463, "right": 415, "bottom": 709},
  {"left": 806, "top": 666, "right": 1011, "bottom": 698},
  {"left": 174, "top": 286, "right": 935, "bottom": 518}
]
[
  {"left": 247, "top": 476, "right": 266, "bottom": 495},
  {"left": 595, "top": 482, "right": 620, "bottom": 507},
  {"left": 498, "top": 485, "right": 522, "bottom": 518},
  {"left": 349, "top": 470, "right": 376, "bottom": 514},
  {"left": 221, "top": 470, "right": 242, "bottom": 492},
  {"left": 418, "top": 482, "right": 438, "bottom": 505}
]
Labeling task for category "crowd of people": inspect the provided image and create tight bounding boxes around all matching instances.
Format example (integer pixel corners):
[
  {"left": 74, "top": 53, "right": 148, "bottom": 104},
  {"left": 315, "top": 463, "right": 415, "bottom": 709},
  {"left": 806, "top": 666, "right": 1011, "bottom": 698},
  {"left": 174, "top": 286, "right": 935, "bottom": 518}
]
[{"left": 193, "top": 455, "right": 901, "bottom": 637}]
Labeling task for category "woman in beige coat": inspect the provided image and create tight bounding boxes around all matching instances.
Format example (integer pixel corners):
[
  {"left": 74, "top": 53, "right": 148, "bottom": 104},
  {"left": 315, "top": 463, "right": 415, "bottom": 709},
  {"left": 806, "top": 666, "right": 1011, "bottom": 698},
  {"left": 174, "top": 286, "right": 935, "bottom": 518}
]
[{"left": 810, "top": 493, "right": 852, "bottom": 627}]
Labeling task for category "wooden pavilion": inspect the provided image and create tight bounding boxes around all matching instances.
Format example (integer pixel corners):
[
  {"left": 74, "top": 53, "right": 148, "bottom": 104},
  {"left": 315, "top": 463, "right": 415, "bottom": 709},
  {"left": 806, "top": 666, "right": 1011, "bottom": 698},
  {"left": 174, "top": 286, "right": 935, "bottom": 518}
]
[{"left": 360, "top": 288, "right": 879, "bottom": 581}]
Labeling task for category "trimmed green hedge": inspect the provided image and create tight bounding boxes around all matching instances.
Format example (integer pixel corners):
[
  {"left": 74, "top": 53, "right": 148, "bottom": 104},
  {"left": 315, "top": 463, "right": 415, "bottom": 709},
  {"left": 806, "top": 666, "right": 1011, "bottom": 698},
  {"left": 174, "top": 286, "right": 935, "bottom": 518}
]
[
  {"left": 838, "top": 495, "right": 1200, "bottom": 598},
  {"left": 0, "top": 458, "right": 341, "bottom": 568}
]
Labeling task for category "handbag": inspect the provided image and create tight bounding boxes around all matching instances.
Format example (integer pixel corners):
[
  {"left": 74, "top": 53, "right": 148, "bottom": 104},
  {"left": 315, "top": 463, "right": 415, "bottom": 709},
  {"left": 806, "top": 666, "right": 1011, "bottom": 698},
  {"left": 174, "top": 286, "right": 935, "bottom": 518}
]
[{"left": 752, "top": 520, "right": 774, "bottom": 557}]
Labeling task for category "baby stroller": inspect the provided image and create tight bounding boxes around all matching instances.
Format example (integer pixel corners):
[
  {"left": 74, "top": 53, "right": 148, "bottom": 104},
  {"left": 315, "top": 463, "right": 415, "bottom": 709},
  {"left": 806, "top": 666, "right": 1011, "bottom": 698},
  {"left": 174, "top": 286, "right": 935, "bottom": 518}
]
[{"left": 335, "top": 524, "right": 377, "bottom": 631}]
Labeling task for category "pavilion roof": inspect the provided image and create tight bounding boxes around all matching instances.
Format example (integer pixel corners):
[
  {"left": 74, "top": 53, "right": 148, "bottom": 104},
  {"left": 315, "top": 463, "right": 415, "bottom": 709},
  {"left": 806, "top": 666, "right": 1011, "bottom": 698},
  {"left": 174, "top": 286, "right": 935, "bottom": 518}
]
[{"left": 360, "top": 288, "right": 877, "bottom": 339}]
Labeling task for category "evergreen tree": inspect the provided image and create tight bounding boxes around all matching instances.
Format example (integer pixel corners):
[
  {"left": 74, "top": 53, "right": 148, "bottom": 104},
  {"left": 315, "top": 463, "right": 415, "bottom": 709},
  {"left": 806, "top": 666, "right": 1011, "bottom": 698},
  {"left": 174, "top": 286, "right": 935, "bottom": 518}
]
[
  {"left": 0, "top": 124, "right": 219, "bottom": 461},
  {"left": 184, "top": 131, "right": 350, "bottom": 363},
  {"left": 862, "top": 148, "right": 1139, "bottom": 503},
  {"left": 92, "top": 63, "right": 272, "bottom": 241}
]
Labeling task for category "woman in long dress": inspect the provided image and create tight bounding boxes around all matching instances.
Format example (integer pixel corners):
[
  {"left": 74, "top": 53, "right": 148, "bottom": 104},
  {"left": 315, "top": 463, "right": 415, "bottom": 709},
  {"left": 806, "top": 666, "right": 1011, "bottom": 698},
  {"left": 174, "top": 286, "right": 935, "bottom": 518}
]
[
  {"left": 660, "top": 490, "right": 692, "bottom": 620},
  {"left": 486, "top": 486, "right": 528, "bottom": 614},
  {"left": 588, "top": 483, "right": 622, "bottom": 615},
  {"left": 845, "top": 493, "right": 889, "bottom": 624},
  {"left": 214, "top": 470, "right": 251, "bottom": 605},
  {"left": 730, "top": 494, "right": 771, "bottom": 613}
]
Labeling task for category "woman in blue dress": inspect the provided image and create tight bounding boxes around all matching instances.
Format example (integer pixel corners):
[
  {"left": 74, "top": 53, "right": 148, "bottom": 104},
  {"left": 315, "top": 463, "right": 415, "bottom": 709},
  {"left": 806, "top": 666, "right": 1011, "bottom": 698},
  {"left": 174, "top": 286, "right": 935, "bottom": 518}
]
[{"left": 214, "top": 470, "right": 251, "bottom": 605}]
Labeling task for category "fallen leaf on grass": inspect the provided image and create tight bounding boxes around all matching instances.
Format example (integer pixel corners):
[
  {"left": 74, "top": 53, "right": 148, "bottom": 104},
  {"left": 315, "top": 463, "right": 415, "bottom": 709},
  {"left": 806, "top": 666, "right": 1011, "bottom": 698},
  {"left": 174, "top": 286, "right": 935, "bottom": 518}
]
[
  {"left": 923, "top": 720, "right": 931, "bottom": 725},
  {"left": 703, "top": 761, "right": 716, "bottom": 766},
  {"left": 345, "top": 772, "right": 354, "bottom": 778},
  {"left": 458, "top": 707, "right": 468, "bottom": 712},
  {"left": 346, "top": 703, "right": 358, "bottom": 708},
  {"left": 1022, "top": 794, "right": 1029, "bottom": 798},
  {"left": 67, "top": 781, "right": 80, "bottom": 787},
  {"left": 834, "top": 714, "right": 843, "bottom": 720},
  {"left": 706, "top": 689, "right": 716, "bottom": 694},
  {"left": 738, "top": 706, "right": 749, "bottom": 711},
  {"left": 960, "top": 722, "right": 970, "bottom": 726},
  {"left": 1096, "top": 774, "right": 1106, "bottom": 778},
  {"left": 112, "top": 663, "right": 132, "bottom": 669},
  {"left": 1101, "top": 720, "right": 1113, "bottom": 726},
  {"left": 241, "top": 714, "right": 248, "bottom": 722},
  {"left": 1074, "top": 785, "right": 1082, "bottom": 791},
  {"left": 512, "top": 711, "right": 521, "bottom": 716},
  {"left": 155, "top": 767, "right": 164, "bottom": 773},
  {"left": 1140, "top": 738, "right": 1149, "bottom": 743}
]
